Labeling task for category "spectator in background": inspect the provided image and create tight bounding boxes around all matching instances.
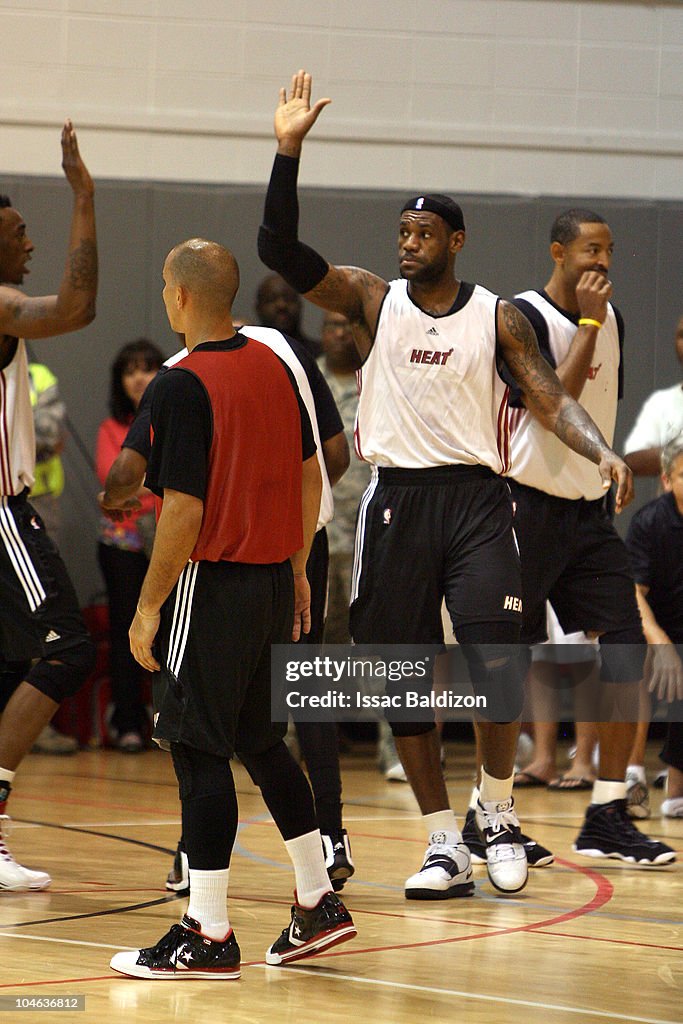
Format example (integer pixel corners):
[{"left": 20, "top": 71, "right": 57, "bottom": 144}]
[
  {"left": 27, "top": 361, "right": 79, "bottom": 756},
  {"left": 255, "top": 272, "right": 321, "bottom": 358},
  {"left": 96, "top": 339, "right": 164, "bottom": 752},
  {"left": 624, "top": 314, "right": 683, "bottom": 476},
  {"left": 625, "top": 436, "right": 683, "bottom": 819}
]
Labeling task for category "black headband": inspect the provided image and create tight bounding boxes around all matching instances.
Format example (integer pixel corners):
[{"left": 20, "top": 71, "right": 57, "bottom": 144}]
[{"left": 401, "top": 194, "right": 465, "bottom": 233}]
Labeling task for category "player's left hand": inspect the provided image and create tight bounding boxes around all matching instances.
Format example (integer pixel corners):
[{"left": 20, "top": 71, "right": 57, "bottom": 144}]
[
  {"left": 598, "top": 452, "right": 633, "bottom": 512},
  {"left": 292, "top": 573, "right": 311, "bottom": 642},
  {"left": 129, "top": 608, "right": 161, "bottom": 671}
]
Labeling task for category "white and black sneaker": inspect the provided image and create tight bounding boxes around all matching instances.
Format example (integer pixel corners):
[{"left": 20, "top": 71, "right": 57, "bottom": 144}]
[
  {"left": 475, "top": 798, "right": 528, "bottom": 894},
  {"left": 405, "top": 830, "right": 474, "bottom": 900},
  {"left": 165, "top": 840, "right": 189, "bottom": 894},
  {"left": 110, "top": 914, "right": 240, "bottom": 979},
  {"left": 322, "top": 829, "right": 355, "bottom": 892},
  {"left": 573, "top": 799, "right": 676, "bottom": 864},
  {"left": 463, "top": 808, "right": 553, "bottom": 867},
  {"left": 0, "top": 816, "right": 51, "bottom": 892}
]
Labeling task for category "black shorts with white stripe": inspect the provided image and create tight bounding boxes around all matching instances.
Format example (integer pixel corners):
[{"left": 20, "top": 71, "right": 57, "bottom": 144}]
[
  {"left": 153, "top": 559, "right": 294, "bottom": 759},
  {"left": 0, "top": 492, "right": 90, "bottom": 664}
]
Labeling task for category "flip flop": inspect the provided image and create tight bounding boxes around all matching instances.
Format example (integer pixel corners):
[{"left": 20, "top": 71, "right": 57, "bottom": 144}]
[
  {"left": 547, "top": 774, "right": 594, "bottom": 791},
  {"left": 513, "top": 771, "right": 549, "bottom": 788}
]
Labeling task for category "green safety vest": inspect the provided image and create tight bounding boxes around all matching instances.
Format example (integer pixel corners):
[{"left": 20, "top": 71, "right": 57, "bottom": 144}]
[{"left": 28, "top": 363, "right": 65, "bottom": 499}]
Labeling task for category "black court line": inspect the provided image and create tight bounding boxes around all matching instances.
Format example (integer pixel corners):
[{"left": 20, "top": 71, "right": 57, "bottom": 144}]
[{"left": 6, "top": 818, "right": 184, "bottom": 929}]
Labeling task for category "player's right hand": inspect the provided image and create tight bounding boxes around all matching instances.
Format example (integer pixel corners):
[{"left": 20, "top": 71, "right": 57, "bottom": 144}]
[
  {"left": 275, "top": 69, "right": 331, "bottom": 150},
  {"left": 576, "top": 271, "right": 611, "bottom": 327}
]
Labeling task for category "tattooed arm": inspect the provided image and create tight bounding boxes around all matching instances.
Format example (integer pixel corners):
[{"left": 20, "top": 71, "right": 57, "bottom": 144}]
[
  {"left": 0, "top": 120, "right": 96, "bottom": 340},
  {"left": 498, "top": 300, "right": 633, "bottom": 511}
]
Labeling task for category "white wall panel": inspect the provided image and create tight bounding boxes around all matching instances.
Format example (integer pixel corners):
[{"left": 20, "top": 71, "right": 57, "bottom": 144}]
[{"left": 0, "top": 1, "right": 682, "bottom": 198}]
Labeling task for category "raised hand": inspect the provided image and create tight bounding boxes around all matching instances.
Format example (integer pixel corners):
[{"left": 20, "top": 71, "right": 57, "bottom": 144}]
[
  {"left": 275, "top": 69, "right": 331, "bottom": 155},
  {"left": 61, "top": 119, "right": 94, "bottom": 197}
]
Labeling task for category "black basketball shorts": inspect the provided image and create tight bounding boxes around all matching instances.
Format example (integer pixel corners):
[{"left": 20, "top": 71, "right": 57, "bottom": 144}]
[{"left": 350, "top": 465, "right": 523, "bottom": 644}]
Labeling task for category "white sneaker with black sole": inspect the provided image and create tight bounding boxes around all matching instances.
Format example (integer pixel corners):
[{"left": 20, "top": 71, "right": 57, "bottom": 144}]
[
  {"left": 475, "top": 798, "right": 528, "bottom": 894},
  {"left": 405, "top": 830, "right": 474, "bottom": 900}
]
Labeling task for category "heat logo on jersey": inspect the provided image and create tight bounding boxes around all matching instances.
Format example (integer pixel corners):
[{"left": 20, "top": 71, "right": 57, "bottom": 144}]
[
  {"left": 409, "top": 348, "right": 454, "bottom": 366},
  {"left": 587, "top": 363, "right": 602, "bottom": 380},
  {"left": 383, "top": 508, "right": 392, "bottom": 525}
]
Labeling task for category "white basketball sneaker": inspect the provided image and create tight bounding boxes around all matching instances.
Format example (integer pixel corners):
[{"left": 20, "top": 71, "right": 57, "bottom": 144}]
[
  {"left": 0, "top": 816, "right": 51, "bottom": 891},
  {"left": 475, "top": 797, "right": 528, "bottom": 894}
]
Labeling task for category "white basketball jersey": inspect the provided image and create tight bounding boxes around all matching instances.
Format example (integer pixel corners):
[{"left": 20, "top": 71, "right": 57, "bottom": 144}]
[
  {"left": 508, "top": 291, "right": 620, "bottom": 500},
  {"left": 355, "top": 279, "right": 511, "bottom": 472},
  {"left": 0, "top": 338, "right": 36, "bottom": 496}
]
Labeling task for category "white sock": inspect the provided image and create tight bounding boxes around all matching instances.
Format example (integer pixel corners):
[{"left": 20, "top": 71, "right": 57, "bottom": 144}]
[
  {"left": 661, "top": 796, "right": 683, "bottom": 817},
  {"left": 468, "top": 786, "right": 479, "bottom": 811},
  {"left": 627, "top": 764, "right": 646, "bottom": 784},
  {"left": 187, "top": 868, "right": 230, "bottom": 940},
  {"left": 480, "top": 768, "right": 514, "bottom": 805},
  {"left": 422, "top": 809, "right": 459, "bottom": 840},
  {"left": 284, "top": 830, "right": 330, "bottom": 909},
  {"left": 592, "top": 779, "right": 627, "bottom": 804}
]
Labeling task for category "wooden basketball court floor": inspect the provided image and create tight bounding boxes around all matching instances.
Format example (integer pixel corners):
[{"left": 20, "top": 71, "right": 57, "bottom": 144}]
[{"left": 1, "top": 741, "right": 681, "bottom": 1024}]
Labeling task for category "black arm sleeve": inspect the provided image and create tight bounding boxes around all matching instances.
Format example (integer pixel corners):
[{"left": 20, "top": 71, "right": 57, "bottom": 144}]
[
  {"left": 257, "top": 154, "right": 329, "bottom": 294},
  {"left": 146, "top": 369, "right": 212, "bottom": 500},
  {"left": 499, "top": 297, "right": 553, "bottom": 408}
]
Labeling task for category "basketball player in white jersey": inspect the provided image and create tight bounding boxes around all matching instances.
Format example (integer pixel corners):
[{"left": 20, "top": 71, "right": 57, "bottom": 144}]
[
  {"left": 507, "top": 209, "right": 675, "bottom": 865},
  {"left": 257, "top": 71, "right": 634, "bottom": 900},
  {"left": 0, "top": 122, "right": 98, "bottom": 890}
]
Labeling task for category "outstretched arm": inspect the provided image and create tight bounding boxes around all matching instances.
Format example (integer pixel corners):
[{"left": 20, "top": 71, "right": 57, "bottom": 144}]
[
  {"left": 0, "top": 120, "right": 97, "bottom": 340},
  {"left": 498, "top": 300, "right": 633, "bottom": 511},
  {"left": 258, "top": 69, "right": 387, "bottom": 359}
]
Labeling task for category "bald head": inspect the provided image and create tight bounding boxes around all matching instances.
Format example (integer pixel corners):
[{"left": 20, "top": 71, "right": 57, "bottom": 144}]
[{"left": 165, "top": 238, "right": 240, "bottom": 317}]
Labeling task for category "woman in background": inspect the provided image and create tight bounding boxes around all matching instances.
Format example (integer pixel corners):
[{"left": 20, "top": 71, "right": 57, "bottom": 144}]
[{"left": 96, "top": 339, "right": 163, "bottom": 752}]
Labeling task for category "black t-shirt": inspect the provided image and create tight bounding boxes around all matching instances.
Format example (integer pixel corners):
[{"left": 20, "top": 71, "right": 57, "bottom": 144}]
[
  {"left": 502, "top": 291, "right": 625, "bottom": 408},
  {"left": 123, "top": 330, "right": 342, "bottom": 461},
  {"left": 626, "top": 492, "right": 683, "bottom": 642},
  {"left": 145, "top": 338, "right": 316, "bottom": 501}
]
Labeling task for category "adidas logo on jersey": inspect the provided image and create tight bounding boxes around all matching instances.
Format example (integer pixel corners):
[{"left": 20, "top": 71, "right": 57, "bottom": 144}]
[
  {"left": 426, "top": 326, "right": 439, "bottom": 336},
  {"left": 410, "top": 347, "right": 453, "bottom": 366},
  {"left": 44, "top": 630, "right": 61, "bottom": 643}
]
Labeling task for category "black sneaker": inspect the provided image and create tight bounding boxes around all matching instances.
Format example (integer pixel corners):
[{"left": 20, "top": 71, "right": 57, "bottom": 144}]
[
  {"left": 322, "top": 829, "right": 355, "bottom": 892},
  {"left": 573, "top": 799, "right": 676, "bottom": 865},
  {"left": 463, "top": 808, "right": 553, "bottom": 868},
  {"left": 110, "top": 914, "right": 240, "bottom": 979},
  {"left": 165, "top": 840, "right": 189, "bottom": 893},
  {"left": 265, "top": 891, "right": 356, "bottom": 965}
]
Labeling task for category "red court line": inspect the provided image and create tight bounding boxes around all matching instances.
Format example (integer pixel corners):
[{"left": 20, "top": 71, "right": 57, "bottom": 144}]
[
  {"left": 238, "top": 856, "right": 615, "bottom": 965},
  {"left": 533, "top": 929, "right": 683, "bottom": 952}
]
